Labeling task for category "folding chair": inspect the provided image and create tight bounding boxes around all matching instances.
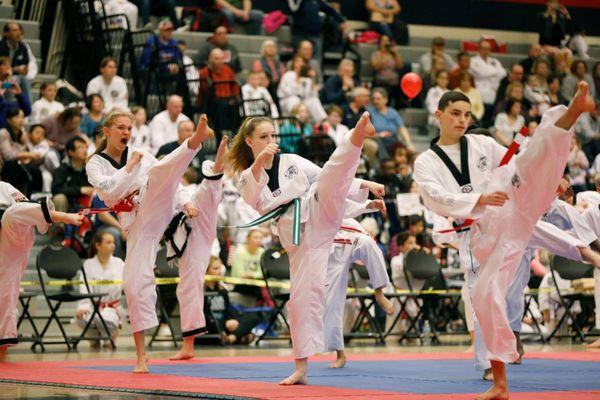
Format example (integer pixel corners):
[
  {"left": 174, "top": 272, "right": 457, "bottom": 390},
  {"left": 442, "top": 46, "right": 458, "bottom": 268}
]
[
  {"left": 35, "top": 245, "right": 114, "bottom": 351},
  {"left": 18, "top": 291, "right": 43, "bottom": 351},
  {"left": 255, "top": 247, "right": 291, "bottom": 344},
  {"left": 149, "top": 246, "right": 182, "bottom": 348},
  {"left": 547, "top": 256, "right": 594, "bottom": 341},
  {"left": 345, "top": 264, "right": 386, "bottom": 344}
]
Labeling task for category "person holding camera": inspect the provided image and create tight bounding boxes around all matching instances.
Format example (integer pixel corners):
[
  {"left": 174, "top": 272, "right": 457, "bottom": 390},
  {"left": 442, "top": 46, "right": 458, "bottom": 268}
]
[{"left": 0, "top": 56, "right": 30, "bottom": 128}]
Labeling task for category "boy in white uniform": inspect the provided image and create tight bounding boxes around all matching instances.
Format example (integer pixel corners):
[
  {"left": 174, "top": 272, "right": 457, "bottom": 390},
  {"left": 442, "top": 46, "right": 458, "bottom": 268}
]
[
  {"left": 413, "top": 84, "right": 595, "bottom": 400},
  {"left": 0, "top": 183, "right": 83, "bottom": 361},
  {"left": 86, "top": 57, "right": 129, "bottom": 113}
]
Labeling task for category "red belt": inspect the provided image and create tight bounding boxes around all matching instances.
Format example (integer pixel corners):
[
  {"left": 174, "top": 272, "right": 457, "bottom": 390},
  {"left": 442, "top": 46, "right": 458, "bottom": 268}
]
[
  {"left": 99, "top": 300, "right": 120, "bottom": 310},
  {"left": 80, "top": 192, "right": 138, "bottom": 216}
]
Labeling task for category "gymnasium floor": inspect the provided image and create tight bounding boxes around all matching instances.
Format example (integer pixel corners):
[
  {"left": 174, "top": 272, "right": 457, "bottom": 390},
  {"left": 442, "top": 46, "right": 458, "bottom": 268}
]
[{"left": 2, "top": 336, "right": 599, "bottom": 399}]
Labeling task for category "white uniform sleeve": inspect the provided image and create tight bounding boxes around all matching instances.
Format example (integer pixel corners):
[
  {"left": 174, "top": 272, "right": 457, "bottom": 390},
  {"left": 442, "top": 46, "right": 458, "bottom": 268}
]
[
  {"left": 86, "top": 76, "right": 99, "bottom": 96},
  {"left": 86, "top": 156, "right": 136, "bottom": 207},
  {"left": 239, "top": 166, "right": 269, "bottom": 211},
  {"left": 25, "top": 43, "right": 38, "bottom": 80}
]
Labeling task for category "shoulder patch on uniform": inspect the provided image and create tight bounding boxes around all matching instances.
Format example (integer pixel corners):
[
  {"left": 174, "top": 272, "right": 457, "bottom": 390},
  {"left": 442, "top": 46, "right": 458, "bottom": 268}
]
[
  {"left": 511, "top": 173, "right": 521, "bottom": 188},
  {"left": 239, "top": 177, "right": 247, "bottom": 187},
  {"left": 477, "top": 156, "right": 488, "bottom": 171},
  {"left": 110, "top": 90, "right": 119, "bottom": 98},
  {"left": 284, "top": 165, "right": 298, "bottom": 179},
  {"left": 272, "top": 188, "right": 281, "bottom": 197}
]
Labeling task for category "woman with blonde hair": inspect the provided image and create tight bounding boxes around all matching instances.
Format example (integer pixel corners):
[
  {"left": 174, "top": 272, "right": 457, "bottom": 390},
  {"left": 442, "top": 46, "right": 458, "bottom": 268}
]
[{"left": 86, "top": 110, "right": 213, "bottom": 373}]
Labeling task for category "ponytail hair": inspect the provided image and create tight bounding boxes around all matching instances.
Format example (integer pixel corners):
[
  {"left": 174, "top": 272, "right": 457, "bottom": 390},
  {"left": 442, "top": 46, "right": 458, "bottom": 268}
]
[
  {"left": 86, "top": 109, "right": 134, "bottom": 163},
  {"left": 229, "top": 116, "right": 274, "bottom": 173}
]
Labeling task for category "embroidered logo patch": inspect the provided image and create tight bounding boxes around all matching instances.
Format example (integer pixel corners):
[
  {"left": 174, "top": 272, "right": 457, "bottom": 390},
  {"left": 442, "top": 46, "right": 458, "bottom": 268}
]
[
  {"left": 272, "top": 189, "right": 281, "bottom": 197},
  {"left": 461, "top": 184, "right": 473, "bottom": 193},
  {"left": 239, "top": 177, "right": 247, "bottom": 187},
  {"left": 110, "top": 90, "right": 119, "bottom": 98},
  {"left": 284, "top": 165, "right": 298, "bottom": 179},
  {"left": 511, "top": 173, "right": 521, "bottom": 188},
  {"left": 477, "top": 156, "right": 488, "bottom": 171}
]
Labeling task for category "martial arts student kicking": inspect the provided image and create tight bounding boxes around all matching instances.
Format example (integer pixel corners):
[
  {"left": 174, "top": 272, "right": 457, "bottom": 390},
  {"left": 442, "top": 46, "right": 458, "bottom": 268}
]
[
  {"left": 414, "top": 83, "right": 595, "bottom": 400},
  {"left": 229, "top": 114, "right": 384, "bottom": 385},
  {"left": 86, "top": 111, "right": 213, "bottom": 373},
  {"left": 169, "top": 135, "right": 229, "bottom": 361},
  {"left": 0, "top": 182, "right": 84, "bottom": 362},
  {"left": 324, "top": 217, "right": 392, "bottom": 369}
]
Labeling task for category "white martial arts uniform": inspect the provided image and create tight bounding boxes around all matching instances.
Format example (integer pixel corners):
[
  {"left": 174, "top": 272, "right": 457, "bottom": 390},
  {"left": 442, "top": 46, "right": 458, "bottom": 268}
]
[
  {"left": 170, "top": 161, "right": 223, "bottom": 337},
  {"left": 28, "top": 98, "right": 64, "bottom": 124},
  {"left": 0, "top": 183, "right": 52, "bottom": 347},
  {"left": 130, "top": 123, "right": 152, "bottom": 153},
  {"left": 147, "top": 111, "right": 190, "bottom": 155},
  {"left": 577, "top": 191, "right": 600, "bottom": 208},
  {"left": 86, "top": 75, "right": 129, "bottom": 113},
  {"left": 277, "top": 71, "right": 327, "bottom": 123},
  {"left": 415, "top": 105, "right": 574, "bottom": 366},
  {"left": 86, "top": 141, "right": 198, "bottom": 332},
  {"left": 241, "top": 84, "right": 279, "bottom": 118},
  {"left": 323, "top": 218, "right": 390, "bottom": 352},
  {"left": 239, "top": 137, "right": 367, "bottom": 359},
  {"left": 76, "top": 255, "right": 125, "bottom": 336}
]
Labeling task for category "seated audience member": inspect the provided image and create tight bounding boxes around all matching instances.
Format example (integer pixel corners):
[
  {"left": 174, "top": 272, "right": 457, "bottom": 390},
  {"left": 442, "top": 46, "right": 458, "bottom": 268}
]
[
  {"left": 524, "top": 74, "right": 551, "bottom": 115},
  {"left": 0, "top": 22, "right": 32, "bottom": 101},
  {"left": 575, "top": 103, "right": 600, "bottom": 163},
  {"left": 129, "top": 106, "right": 152, "bottom": 152},
  {"left": 469, "top": 39, "right": 506, "bottom": 120},
  {"left": 520, "top": 43, "right": 544, "bottom": 74},
  {"left": 29, "top": 82, "right": 64, "bottom": 124},
  {"left": 216, "top": 0, "right": 264, "bottom": 35},
  {"left": 494, "top": 63, "right": 525, "bottom": 106},
  {"left": 0, "top": 56, "right": 30, "bottom": 126},
  {"left": 561, "top": 59, "right": 596, "bottom": 103},
  {"left": 177, "top": 40, "right": 199, "bottom": 99},
  {"left": 231, "top": 229, "right": 269, "bottom": 303},
  {"left": 252, "top": 39, "right": 285, "bottom": 99},
  {"left": 278, "top": 55, "right": 326, "bottom": 123},
  {"left": 241, "top": 70, "right": 279, "bottom": 117},
  {"left": 547, "top": 74, "right": 567, "bottom": 107},
  {"left": 89, "top": 194, "right": 127, "bottom": 258},
  {"left": 342, "top": 86, "right": 370, "bottom": 127},
  {"left": 367, "top": 87, "right": 413, "bottom": 154},
  {"left": 454, "top": 71, "right": 484, "bottom": 121},
  {"left": 26, "top": 124, "right": 57, "bottom": 193},
  {"left": 420, "top": 54, "right": 446, "bottom": 106},
  {"left": 139, "top": 19, "right": 181, "bottom": 76},
  {"left": 86, "top": 57, "right": 129, "bottom": 113},
  {"left": 566, "top": 136, "right": 589, "bottom": 194},
  {"left": 493, "top": 99, "right": 525, "bottom": 147},
  {"left": 51, "top": 136, "right": 92, "bottom": 212},
  {"left": 278, "top": 103, "right": 313, "bottom": 154},
  {"left": 425, "top": 70, "right": 450, "bottom": 129},
  {"left": 204, "top": 256, "right": 263, "bottom": 344},
  {"left": 75, "top": 231, "right": 125, "bottom": 349},
  {"left": 41, "top": 107, "right": 83, "bottom": 153},
  {"left": 148, "top": 95, "right": 189, "bottom": 155},
  {"left": 323, "top": 104, "right": 349, "bottom": 146},
  {"left": 320, "top": 58, "right": 359, "bottom": 106},
  {"left": 195, "top": 26, "right": 242, "bottom": 73},
  {"left": 104, "top": 0, "right": 139, "bottom": 28},
  {"left": 365, "top": 0, "right": 401, "bottom": 39},
  {"left": 80, "top": 94, "right": 106, "bottom": 139},
  {"left": 449, "top": 52, "right": 473, "bottom": 90},
  {"left": 419, "top": 36, "right": 456, "bottom": 74},
  {"left": 537, "top": 0, "right": 572, "bottom": 73},
  {"left": 286, "top": 40, "right": 323, "bottom": 86},
  {"left": 370, "top": 34, "right": 409, "bottom": 106}
]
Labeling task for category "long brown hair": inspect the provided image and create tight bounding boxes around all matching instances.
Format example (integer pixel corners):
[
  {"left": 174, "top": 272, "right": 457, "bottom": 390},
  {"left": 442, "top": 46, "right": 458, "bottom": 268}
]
[
  {"left": 87, "top": 109, "right": 134, "bottom": 162},
  {"left": 229, "top": 116, "right": 274, "bottom": 173}
]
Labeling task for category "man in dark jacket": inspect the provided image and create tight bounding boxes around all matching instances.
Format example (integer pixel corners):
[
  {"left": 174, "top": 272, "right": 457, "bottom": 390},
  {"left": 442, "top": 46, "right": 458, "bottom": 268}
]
[
  {"left": 0, "top": 23, "right": 31, "bottom": 100},
  {"left": 51, "top": 136, "right": 93, "bottom": 212}
]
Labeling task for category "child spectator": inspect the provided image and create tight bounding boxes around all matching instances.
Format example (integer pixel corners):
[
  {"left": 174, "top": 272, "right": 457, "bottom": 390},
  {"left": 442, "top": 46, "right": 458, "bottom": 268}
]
[
  {"left": 425, "top": 70, "right": 450, "bottom": 129},
  {"left": 241, "top": 70, "right": 279, "bottom": 118},
  {"left": 129, "top": 106, "right": 151, "bottom": 152},
  {"left": 323, "top": 104, "right": 348, "bottom": 146},
  {"left": 80, "top": 94, "right": 105, "bottom": 139},
  {"left": 28, "top": 82, "right": 64, "bottom": 124}
]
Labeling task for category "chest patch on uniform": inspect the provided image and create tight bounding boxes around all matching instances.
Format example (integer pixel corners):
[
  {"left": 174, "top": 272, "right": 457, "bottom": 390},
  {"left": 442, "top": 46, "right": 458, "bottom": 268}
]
[
  {"left": 512, "top": 173, "right": 521, "bottom": 188},
  {"left": 461, "top": 184, "right": 473, "bottom": 193},
  {"left": 272, "top": 188, "right": 281, "bottom": 197},
  {"left": 111, "top": 90, "right": 119, "bottom": 98},
  {"left": 284, "top": 165, "right": 298, "bottom": 179},
  {"left": 477, "top": 156, "right": 488, "bottom": 171}
]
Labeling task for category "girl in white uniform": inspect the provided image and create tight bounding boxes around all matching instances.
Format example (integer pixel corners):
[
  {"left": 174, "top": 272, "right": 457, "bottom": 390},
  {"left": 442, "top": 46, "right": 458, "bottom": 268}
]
[
  {"left": 229, "top": 114, "right": 383, "bottom": 385},
  {"left": 0, "top": 182, "right": 83, "bottom": 362},
  {"left": 169, "top": 136, "right": 228, "bottom": 361},
  {"left": 323, "top": 217, "right": 392, "bottom": 369},
  {"left": 86, "top": 111, "right": 213, "bottom": 373},
  {"left": 413, "top": 84, "right": 594, "bottom": 400}
]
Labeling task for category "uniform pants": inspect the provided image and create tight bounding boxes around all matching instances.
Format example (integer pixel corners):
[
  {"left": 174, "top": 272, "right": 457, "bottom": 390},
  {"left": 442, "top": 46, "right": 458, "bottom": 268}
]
[
  {"left": 123, "top": 140, "right": 198, "bottom": 333},
  {"left": 286, "top": 138, "right": 362, "bottom": 359}
]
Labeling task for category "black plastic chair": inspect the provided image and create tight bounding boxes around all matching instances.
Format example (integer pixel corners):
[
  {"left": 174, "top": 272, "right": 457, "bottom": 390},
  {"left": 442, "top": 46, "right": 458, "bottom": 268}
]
[
  {"left": 149, "top": 246, "right": 182, "bottom": 348},
  {"left": 256, "top": 247, "right": 291, "bottom": 344},
  {"left": 35, "top": 245, "right": 114, "bottom": 351},
  {"left": 18, "top": 291, "right": 43, "bottom": 351},
  {"left": 346, "top": 263, "right": 386, "bottom": 344},
  {"left": 547, "top": 256, "right": 594, "bottom": 341}
]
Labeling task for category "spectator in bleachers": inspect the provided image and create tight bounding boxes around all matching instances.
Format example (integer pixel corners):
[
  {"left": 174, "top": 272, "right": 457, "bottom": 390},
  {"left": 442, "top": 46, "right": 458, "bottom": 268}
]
[
  {"left": 454, "top": 72, "right": 484, "bottom": 122},
  {"left": 493, "top": 81, "right": 532, "bottom": 120},
  {"left": 448, "top": 52, "right": 473, "bottom": 90},
  {"left": 156, "top": 119, "right": 195, "bottom": 158},
  {"left": 287, "top": 40, "right": 323, "bottom": 86},
  {"left": 575, "top": 104, "right": 599, "bottom": 165},
  {"left": 532, "top": 59, "right": 551, "bottom": 92},
  {"left": 51, "top": 136, "right": 92, "bottom": 212},
  {"left": 494, "top": 63, "right": 524, "bottom": 107},
  {"left": 469, "top": 39, "right": 506, "bottom": 123},
  {"left": 89, "top": 192, "right": 127, "bottom": 259},
  {"left": 520, "top": 43, "right": 543, "bottom": 75},
  {"left": 104, "top": 0, "right": 139, "bottom": 29},
  {"left": 41, "top": 107, "right": 82, "bottom": 153},
  {"left": 342, "top": 86, "right": 370, "bottom": 127},
  {"left": 231, "top": 229, "right": 266, "bottom": 302},
  {"left": 561, "top": 60, "right": 596, "bottom": 103},
  {"left": 252, "top": 39, "right": 285, "bottom": 100},
  {"left": 80, "top": 94, "right": 106, "bottom": 139},
  {"left": 0, "top": 56, "right": 30, "bottom": 127},
  {"left": 0, "top": 22, "right": 32, "bottom": 102},
  {"left": 29, "top": 82, "right": 64, "bottom": 124},
  {"left": 538, "top": 0, "right": 572, "bottom": 73},
  {"left": 148, "top": 94, "right": 189, "bottom": 155},
  {"left": 195, "top": 26, "right": 242, "bottom": 74},
  {"left": 278, "top": 54, "right": 326, "bottom": 123},
  {"left": 216, "top": 0, "right": 264, "bottom": 35},
  {"left": 130, "top": 0, "right": 178, "bottom": 28},
  {"left": 129, "top": 106, "right": 151, "bottom": 152},
  {"left": 547, "top": 74, "right": 567, "bottom": 107},
  {"left": 524, "top": 74, "right": 551, "bottom": 115},
  {"left": 86, "top": 57, "right": 129, "bottom": 113},
  {"left": 370, "top": 35, "right": 408, "bottom": 106},
  {"left": 241, "top": 70, "right": 279, "bottom": 117},
  {"left": 421, "top": 54, "right": 447, "bottom": 103},
  {"left": 75, "top": 230, "right": 125, "bottom": 349},
  {"left": 25, "top": 124, "right": 55, "bottom": 192},
  {"left": 139, "top": 19, "right": 181, "bottom": 74},
  {"left": 592, "top": 62, "right": 600, "bottom": 104},
  {"left": 287, "top": 0, "right": 346, "bottom": 63},
  {"left": 368, "top": 87, "right": 413, "bottom": 155},
  {"left": 493, "top": 99, "right": 525, "bottom": 147},
  {"left": 177, "top": 40, "right": 199, "bottom": 99},
  {"left": 566, "top": 136, "right": 589, "bottom": 195},
  {"left": 419, "top": 36, "right": 456, "bottom": 75},
  {"left": 425, "top": 70, "right": 450, "bottom": 129},
  {"left": 320, "top": 59, "right": 358, "bottom": 107},
  {"left": 567, "top": 25, "right": 590, "bottom": 60},
  {"left": 365, "top": 0, "right": 402, "bottom": 39},
  {"left": 323, "top": 104, "right": 348, "bottom": 147}
]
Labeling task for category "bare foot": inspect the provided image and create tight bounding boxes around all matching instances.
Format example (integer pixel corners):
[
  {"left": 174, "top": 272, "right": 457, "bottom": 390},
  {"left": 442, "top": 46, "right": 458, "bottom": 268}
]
[
  {"left": 586, "top": 339, "right": 600, "bottom": 349},
  {"left": 328, "top": 352, "right": 347, "bottom": 369},
  {"left": 279, "top": 370, "right": 308, "bottom": 385},
  {"left": 374, "top": 289, "right": 394, "bottom": 315},
  {"left": 0, "top": 347, "right": 7, "bottom": 362},
  {"left": 475, "top": 383, "right": 509, "bottom": 400},
  {"left": 133, "top": 357, "right": 149, "bottom": 374},
  {"left": 169, "top": 349, "right": 195, "bottom": 361},
  {"left": 189, "top": 114, "right": 214, "bottom": 150},
  {"left": 482, "top": 368, "right": 493, "bottom": 381},
  {"left": 350, "top": 112, "right": 376, "bottom": 147}
]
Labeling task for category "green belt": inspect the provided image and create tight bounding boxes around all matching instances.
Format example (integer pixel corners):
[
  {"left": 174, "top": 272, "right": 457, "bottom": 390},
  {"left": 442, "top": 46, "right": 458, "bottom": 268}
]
[{"left": 232, "top": 198, "right": 301, "bottom": 245}]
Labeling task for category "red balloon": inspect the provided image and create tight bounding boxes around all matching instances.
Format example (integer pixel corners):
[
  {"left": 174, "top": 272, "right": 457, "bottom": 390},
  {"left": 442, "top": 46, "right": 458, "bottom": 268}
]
[{"left": 401, "top": 72, "right": 423, "bottom": 100}]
